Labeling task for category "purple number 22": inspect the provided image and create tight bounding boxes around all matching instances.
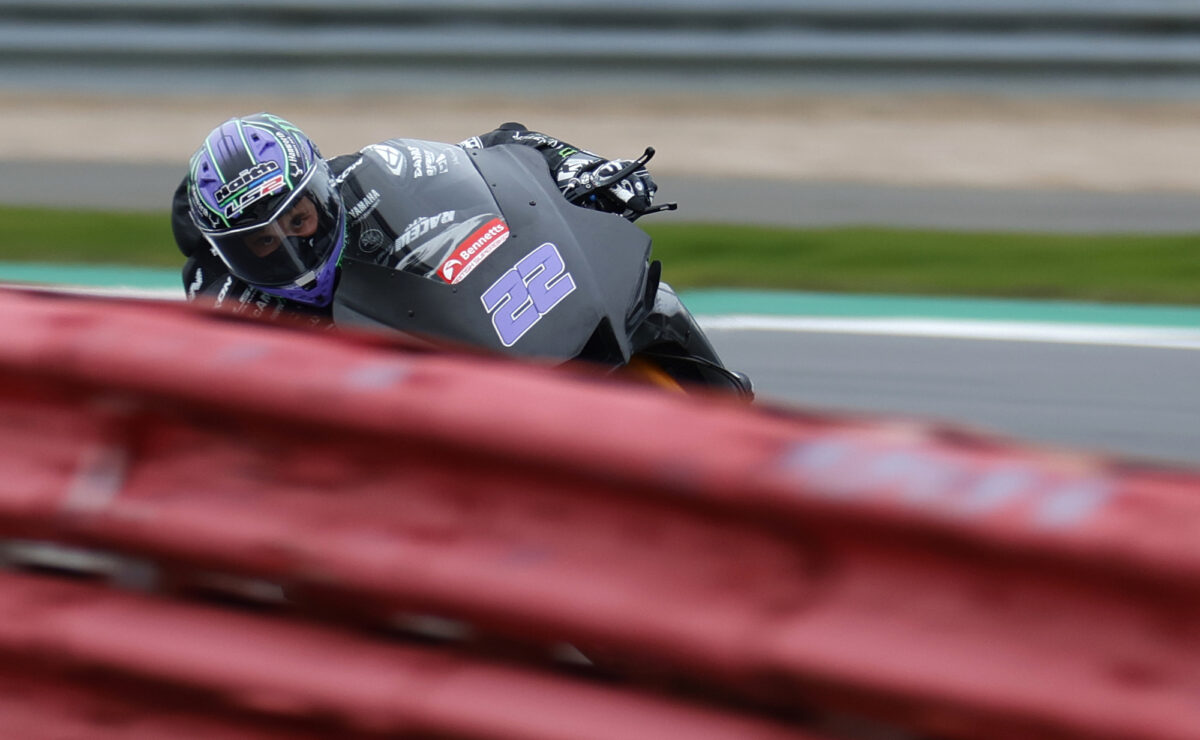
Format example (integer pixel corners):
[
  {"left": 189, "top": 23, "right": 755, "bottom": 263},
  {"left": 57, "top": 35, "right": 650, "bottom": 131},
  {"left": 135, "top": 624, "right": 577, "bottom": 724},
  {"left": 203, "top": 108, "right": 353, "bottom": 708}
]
[{"left": 481, "top": 242, "right": 577, "bottom": 347}]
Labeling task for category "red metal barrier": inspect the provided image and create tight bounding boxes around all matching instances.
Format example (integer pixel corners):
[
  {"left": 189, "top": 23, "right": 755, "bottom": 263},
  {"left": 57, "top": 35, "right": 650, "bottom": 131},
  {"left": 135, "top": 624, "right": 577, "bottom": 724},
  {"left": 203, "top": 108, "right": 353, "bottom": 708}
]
[{"left": 1, "top": 286, "right": 1199, "bottom": 739}]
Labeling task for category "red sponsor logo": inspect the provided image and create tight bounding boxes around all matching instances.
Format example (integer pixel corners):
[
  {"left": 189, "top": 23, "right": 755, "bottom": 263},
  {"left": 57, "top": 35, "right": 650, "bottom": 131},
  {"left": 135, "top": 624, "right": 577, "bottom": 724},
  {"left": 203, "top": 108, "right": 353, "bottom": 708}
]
[
  {"left": 438, "top": 217, "right": 510, "bottom": 284},
  {"left": 259, "top": 174, "right": 286, "bottom": 198}
]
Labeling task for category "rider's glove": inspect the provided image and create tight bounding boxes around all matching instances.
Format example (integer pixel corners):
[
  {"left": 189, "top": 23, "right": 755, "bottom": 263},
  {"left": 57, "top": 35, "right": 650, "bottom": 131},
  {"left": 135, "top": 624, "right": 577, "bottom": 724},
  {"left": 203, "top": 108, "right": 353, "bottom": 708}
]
[{"left": 592, "top": 159, "right": 657, "bottom": 215}]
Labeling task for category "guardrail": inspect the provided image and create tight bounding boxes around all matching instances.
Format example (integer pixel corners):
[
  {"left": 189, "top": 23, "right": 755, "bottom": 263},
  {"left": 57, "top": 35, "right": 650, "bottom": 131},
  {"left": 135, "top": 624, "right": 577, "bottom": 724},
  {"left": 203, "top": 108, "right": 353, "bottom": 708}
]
[
  {"left": 3, "top": 285, "right": 1200, "bottom": 739},
  {"left": 3, "top": 1, "right": 1200, "bottom": 86}
]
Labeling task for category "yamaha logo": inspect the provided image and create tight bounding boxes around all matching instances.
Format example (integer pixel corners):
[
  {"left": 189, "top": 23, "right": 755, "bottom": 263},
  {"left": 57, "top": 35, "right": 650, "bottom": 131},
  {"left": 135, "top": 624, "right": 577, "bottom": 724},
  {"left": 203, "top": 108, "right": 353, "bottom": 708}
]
[{"left": 359, "top": 229, "right": 387, "bottom": 254}]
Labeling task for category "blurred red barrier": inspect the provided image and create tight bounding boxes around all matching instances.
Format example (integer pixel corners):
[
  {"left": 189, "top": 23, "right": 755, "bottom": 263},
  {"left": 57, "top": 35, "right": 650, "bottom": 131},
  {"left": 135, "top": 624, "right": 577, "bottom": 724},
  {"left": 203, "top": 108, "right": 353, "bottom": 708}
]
[
  {"left": 0, "top": 570, "right": 801, "bottom": 740},
  {"left": 1, "top": 286, "right": 1199, "bottom": 739}
]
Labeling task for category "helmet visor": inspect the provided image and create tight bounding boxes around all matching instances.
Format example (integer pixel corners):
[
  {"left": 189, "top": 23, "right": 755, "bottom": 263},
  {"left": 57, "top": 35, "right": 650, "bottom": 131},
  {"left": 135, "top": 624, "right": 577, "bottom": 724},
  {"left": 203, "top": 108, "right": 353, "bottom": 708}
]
[{"left": 203, "top": 163, "right": 342, "bottom": 288}]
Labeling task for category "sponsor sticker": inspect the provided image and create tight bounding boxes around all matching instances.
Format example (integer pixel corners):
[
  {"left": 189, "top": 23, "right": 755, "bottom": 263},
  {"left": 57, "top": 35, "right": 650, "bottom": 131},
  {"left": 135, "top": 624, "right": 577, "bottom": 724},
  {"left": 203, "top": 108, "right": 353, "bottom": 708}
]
[
  {"left": 779, "top": 434, "right": 1114, "bottom": 529},
  {"left": 216, "top": 161, "right": 286, "bottom": 218},
  {"left": 438, "top": 217, "right": 510, "bottom": 285},
  {"left": 362, "top": 144, "right": 407, "bottom": 177},
  {"left": 398, "top": 210, "right": 456, "bottom": 251},
  {"left": 359, "top": 228, "right": 387, "bottom": 254},
  {"left": 408, "top": 146, "right": 454, "bottom": 178},
  {"left": 347, "top": 189, "right": 381, "bottom": 221},
  {"left": 186, "top": 267, "right": 204, "bottom": 300}
]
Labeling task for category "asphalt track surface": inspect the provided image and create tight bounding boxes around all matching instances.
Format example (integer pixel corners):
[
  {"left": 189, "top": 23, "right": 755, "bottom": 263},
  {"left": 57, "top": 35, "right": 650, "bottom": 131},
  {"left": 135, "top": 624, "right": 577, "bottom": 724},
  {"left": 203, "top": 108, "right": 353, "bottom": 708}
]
[
  {"left": 6, "top": 160, "right": 1200, "bottom": 469},
  {"left": 9, "top": 160, "right": 1200, "bottom": 233},
  {"left": 702, "top": 327, "right": 1200, "bottom": 469}
]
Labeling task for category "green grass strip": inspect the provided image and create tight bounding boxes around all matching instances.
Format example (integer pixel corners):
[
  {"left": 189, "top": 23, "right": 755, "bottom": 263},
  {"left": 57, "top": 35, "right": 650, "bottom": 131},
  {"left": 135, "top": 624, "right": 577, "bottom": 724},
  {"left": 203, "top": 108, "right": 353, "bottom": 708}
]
[
  {"left": 2, "top": 205, "right": 1199, "bottom": 305},
  {"left": 0, "top": 205, "right": 179, "bottom": 268},
  {"left": 645, "top": 223, "right": 1200, "bottom": 305}
]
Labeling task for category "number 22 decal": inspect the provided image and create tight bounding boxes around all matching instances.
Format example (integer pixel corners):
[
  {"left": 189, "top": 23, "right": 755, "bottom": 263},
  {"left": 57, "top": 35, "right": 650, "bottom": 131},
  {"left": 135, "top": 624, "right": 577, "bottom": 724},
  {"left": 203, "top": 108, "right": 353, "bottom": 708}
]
[{"left": 481, "top": 242, "right": 576, "bottom": 347}]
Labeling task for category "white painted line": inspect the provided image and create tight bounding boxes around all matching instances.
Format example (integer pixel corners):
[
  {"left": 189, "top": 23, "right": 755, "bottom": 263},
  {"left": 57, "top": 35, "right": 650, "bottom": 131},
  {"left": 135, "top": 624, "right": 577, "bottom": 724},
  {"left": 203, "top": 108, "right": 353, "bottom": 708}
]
[
  {"left": 9, "top": 284, "right": 183, "bottom": 300},
  {"left": 696, "top": 315, "right": 1200, "bottom": 351}
]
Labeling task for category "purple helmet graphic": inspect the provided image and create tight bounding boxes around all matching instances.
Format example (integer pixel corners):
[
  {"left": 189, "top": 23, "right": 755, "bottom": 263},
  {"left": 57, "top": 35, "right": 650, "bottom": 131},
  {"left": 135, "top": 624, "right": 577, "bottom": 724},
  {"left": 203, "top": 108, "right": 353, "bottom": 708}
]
[{"left": 187, "top": 113, "right": 345, "bottom": 307}]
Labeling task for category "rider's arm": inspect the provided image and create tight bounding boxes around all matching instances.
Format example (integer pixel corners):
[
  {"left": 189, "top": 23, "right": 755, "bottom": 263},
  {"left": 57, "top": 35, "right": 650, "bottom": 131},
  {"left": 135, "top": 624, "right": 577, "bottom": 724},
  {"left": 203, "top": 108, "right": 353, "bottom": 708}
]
[
  {"left": 172, "top": 176, "right": 243, "bottom": 301},
  {"left": 461, "top": 122, "right": 656, "bottom": 215},
  {"left": 460, "top": 122, "right": 598, "bottom": 182}
]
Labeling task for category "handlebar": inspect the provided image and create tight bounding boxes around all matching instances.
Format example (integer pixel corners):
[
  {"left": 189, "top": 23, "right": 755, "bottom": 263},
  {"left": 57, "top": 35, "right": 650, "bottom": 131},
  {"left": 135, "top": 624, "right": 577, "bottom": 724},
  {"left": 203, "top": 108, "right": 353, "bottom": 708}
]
[{"left": 562, "top": 147, "right": 678, "bottom": 222}]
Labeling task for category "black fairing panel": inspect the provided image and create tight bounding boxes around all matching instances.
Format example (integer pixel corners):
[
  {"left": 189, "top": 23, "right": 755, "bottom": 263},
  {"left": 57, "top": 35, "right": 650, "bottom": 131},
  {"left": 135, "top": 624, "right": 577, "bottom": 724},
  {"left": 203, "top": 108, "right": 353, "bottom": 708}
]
[
  {"left": 631, "top": 282, "right": 753, "bottom": 396},
  {"left": 333, "top": 145, "right": 652, "bottom": 362}
]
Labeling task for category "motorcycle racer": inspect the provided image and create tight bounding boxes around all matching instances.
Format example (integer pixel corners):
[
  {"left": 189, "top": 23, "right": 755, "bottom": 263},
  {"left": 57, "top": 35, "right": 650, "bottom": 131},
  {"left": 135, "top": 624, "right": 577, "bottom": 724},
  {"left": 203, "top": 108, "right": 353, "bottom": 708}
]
[{"left": 173, "top": 112, "right": 658, "bottom": 322}]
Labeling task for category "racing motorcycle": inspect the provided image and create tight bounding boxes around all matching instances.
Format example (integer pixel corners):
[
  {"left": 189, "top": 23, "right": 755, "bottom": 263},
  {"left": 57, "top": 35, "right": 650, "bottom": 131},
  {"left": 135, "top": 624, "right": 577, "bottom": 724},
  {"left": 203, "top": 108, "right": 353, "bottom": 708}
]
[{"left": 332, "top": 142, "right": 752, "bottom": 398}]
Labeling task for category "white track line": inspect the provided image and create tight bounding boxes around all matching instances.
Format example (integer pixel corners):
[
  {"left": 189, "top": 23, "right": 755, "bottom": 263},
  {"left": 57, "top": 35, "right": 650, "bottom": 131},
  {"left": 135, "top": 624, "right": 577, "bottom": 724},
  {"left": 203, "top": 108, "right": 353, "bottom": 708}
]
[
  {"left": 41, "top": 285, "right": 183, "bottom": 300},
  {"left": 696, "top": 315, "right": 1200, "bottom": 351}
]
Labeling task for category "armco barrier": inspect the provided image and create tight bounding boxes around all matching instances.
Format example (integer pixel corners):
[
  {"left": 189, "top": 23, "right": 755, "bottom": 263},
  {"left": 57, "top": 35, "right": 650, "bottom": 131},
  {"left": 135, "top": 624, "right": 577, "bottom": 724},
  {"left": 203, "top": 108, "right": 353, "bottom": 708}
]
[
  {"left": 7, "top": 0, "right": 1200, "bottom": 82},
  {"left": 2, "top": 285, "right": 1200, "bottom": 739}
]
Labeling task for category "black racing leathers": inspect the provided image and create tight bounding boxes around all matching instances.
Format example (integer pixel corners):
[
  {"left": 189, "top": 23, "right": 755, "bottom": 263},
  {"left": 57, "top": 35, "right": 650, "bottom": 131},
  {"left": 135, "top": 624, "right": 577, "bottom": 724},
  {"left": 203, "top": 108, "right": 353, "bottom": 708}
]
[{"left": 171, "top": 122, "right": 612, "bottom": 323}]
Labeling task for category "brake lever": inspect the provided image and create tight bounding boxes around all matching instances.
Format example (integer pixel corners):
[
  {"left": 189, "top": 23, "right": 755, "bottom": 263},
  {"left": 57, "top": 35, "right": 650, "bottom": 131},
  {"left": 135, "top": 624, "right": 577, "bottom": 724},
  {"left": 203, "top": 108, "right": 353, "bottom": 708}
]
[
  {"left": 593, "top": 146, "right": 656, "bottom": 188},
  {"left": 563, "top": 147, "right": 657, "bottom": 204}
]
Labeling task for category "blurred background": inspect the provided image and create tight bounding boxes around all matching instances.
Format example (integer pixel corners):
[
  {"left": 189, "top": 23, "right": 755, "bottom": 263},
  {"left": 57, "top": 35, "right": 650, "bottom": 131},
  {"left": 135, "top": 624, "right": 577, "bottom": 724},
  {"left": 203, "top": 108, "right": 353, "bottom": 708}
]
[
  {"left": 6, "top": 0, "right": 1200, "bottom": 222},
  {"left": 2, "top": 0, "right": 1200, "bottom": 465}
]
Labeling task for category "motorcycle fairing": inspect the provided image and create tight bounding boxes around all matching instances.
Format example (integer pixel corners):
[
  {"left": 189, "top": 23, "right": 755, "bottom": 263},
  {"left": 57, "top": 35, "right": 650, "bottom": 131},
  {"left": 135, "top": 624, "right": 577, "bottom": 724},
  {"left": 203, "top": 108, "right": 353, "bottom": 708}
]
[{"left": 334, "top": 144, "right": 653, "bottom": 363}]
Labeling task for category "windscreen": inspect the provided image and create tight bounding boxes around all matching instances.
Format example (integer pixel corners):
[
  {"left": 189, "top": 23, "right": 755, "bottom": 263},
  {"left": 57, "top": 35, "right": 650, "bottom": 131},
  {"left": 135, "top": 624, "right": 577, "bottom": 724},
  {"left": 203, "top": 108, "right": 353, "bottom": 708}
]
[{"left": 350, "top": 140, "right": 511, "bottom": 286}]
